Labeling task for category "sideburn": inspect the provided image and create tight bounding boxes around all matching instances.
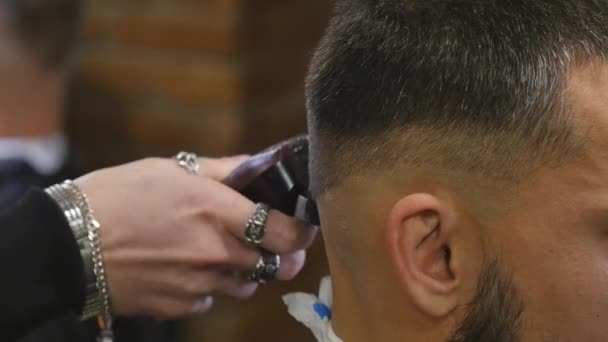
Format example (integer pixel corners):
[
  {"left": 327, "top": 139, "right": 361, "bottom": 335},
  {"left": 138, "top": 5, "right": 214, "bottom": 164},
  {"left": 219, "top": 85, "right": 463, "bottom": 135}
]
[{"left": 449, "top": 260, "right": 525, "bottom": 342}]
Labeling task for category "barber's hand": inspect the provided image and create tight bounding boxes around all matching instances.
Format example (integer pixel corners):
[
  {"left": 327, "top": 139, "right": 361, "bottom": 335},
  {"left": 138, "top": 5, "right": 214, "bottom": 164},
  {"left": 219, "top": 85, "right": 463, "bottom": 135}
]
[{"left": 75, "top": 156, "right": 318, "bottom": 318}]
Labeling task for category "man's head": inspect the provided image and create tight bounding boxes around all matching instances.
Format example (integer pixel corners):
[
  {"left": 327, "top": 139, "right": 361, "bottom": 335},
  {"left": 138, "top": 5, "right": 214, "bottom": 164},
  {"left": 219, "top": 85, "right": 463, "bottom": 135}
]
[
  {"left": 0, "top": 0, "right": 84, "bottom": 70},
  {"left": 307, "top": 1, "right": 608, "bottom": 341},
  {"left": 0, "top": 0, "right": 83, "bottom": 136}
]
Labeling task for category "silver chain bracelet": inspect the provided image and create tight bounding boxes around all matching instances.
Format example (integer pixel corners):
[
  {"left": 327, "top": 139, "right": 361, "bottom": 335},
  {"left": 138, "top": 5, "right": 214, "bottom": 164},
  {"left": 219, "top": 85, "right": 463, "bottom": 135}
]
[{"left": 46, "top": 181, "right": 114, "bottom": 341}]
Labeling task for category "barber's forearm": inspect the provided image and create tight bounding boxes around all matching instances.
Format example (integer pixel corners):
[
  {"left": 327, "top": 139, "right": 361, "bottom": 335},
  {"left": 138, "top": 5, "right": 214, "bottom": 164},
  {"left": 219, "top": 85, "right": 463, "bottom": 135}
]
[{"left": 0, "top": 189, "right": 85, "bottom": 339}]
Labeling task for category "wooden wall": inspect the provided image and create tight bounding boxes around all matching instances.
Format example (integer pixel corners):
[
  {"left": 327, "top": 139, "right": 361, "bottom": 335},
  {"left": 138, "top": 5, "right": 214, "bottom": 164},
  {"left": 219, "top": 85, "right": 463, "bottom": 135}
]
[{"left": 68, "top": 0, "right": 332, "bottom": 167}]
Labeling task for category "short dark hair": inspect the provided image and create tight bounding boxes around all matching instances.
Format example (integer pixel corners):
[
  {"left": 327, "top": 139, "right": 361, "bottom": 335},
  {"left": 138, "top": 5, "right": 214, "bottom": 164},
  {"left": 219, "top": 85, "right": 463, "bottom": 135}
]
[
  {"left": 3, "top": 0, "right": 84, "bottom": 68},
  {"left": 307, "top": 0, "right": 608, "bottom": 195}
]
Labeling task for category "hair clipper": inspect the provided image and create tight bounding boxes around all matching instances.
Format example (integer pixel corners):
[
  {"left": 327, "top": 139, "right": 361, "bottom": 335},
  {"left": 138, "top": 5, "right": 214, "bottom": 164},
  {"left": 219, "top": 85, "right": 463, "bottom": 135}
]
[{"left": 222, "top": 136, "right": 319, "bottom": 226}]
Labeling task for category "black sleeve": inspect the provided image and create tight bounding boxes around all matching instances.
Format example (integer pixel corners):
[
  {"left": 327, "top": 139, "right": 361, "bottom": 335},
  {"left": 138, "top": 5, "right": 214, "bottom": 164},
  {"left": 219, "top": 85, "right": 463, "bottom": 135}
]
[{"left": 0, "top": 188, "right": 85, "bottom": 340}]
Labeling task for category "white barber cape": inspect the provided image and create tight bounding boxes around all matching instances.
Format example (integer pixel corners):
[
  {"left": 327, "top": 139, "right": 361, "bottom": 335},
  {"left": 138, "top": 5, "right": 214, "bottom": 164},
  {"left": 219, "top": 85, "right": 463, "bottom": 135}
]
[{"left": 283, "top": 277, "right": 344, "bottom": 342}]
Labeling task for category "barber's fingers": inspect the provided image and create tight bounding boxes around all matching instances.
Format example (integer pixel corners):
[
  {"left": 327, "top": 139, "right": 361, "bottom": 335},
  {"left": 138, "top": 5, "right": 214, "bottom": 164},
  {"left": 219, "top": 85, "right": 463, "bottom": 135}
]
[
  {"left": 157, "top": 266, "right": 254, "bottom": 303},
  {"left": 261, "top": 211, "right": 318, "bottom": 255},
  {"left": 184, "top": 176, "right": 317, "bottom": 262},
  {"left": 220, "top": 279, "right": 259, "bottom": 299},
  {"left": 156, "top": 265, "right": 236, "bottom": 298},
  {"left": 206, "top": 187, "right": 318, "bottom": 253},
  {"left": 146, "top": 250, "right": 306, "bottom": 319},
  {"left": 185, "top": 221, "right": 307, "bottom": 281},
  {"left": 179, "top": 156, "right": 318, "bottom": 255},
  {"left": 198, "top": 156, "right": 250, "bottom": 181},
  {"left": 195, "top": 228, "right": 262, "bottom": 270},
  {"left": 206, "top": 249, "right": 306, "bottom": 297},
  {"left": 143, "top": 293, "right": 215, "bottom": 319},
  {"left": 276, "top": 249, "right": 307, "bottom": 281},
  {"left": 236, "top": 248, "right": 307, "bottom": 282},
  {"left": 237, "top": 204, "right": 318, "bottom": 255},
  {"left": 191, "top": 296, "right": 215, "bottom": 314},
  {"left": 213, "top": 234, "right": 308, "bottom": 282},
  {"left": 180, "top": 269, "right": 258, "bottom": 299}
]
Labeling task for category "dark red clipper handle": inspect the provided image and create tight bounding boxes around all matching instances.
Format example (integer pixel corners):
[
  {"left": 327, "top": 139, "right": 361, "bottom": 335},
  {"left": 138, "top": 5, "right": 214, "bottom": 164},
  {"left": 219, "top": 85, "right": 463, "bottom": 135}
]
[{"left": 222, "top": 136, "right": 320, "bottom": 226}]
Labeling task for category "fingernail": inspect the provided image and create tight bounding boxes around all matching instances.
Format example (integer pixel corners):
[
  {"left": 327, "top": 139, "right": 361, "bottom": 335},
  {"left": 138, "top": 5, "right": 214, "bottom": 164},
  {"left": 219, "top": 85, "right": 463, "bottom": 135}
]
[{"left": 192, "top": 296, "right": 214, "bottom": 313}]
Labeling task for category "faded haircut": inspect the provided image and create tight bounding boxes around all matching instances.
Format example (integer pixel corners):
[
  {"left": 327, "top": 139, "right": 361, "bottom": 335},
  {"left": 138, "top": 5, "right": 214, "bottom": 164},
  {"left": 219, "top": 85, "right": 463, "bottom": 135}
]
[
  {"left": 307, "top": 0, "right": 608, "bottom": 196},
  {"left": 2, "top": 0, "right": 84, "bottom": 69}
]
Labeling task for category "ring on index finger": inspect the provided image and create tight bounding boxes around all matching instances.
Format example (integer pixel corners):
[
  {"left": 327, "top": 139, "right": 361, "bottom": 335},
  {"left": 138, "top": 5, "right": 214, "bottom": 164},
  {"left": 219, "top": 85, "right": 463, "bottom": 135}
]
[{"left": 175, "top": 151, "right": 200, "bottom": 175}]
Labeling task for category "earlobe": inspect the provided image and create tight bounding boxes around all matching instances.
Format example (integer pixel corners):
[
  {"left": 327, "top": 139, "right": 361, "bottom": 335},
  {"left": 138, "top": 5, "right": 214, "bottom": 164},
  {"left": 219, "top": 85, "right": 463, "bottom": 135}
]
[{"left": 386, "top": 193, "right": 460, "bottom": 318}]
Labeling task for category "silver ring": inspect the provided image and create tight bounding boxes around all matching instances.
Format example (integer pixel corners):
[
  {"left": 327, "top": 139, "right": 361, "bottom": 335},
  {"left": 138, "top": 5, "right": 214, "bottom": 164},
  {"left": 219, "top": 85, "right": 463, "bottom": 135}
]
[
  {"left": 248, "top": 252, "right": 280, "bottom": 284},
  {"left": 175, "top": 151, "right": 200, "bottom": 175},
  {"left": 244, "top": 203, "right": 270, "bottom": 245}
]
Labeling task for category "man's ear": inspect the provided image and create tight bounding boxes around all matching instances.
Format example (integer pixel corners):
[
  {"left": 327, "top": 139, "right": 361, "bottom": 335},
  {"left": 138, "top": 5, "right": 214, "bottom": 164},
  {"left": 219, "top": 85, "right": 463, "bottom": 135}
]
[{"left": 385, "top": 193, "right": 460, "bottom": 318}]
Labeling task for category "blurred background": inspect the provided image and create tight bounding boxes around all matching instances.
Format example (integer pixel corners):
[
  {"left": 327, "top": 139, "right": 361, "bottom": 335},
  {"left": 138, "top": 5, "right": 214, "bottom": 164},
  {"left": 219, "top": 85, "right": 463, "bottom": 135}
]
[
  {"left": 72, "top": 1, "right": 332, "bottom": 341},
  {"left": 68, "top": 0, "right": 332, "bottom": 167},
  {"left": 0, "top": 0, "right": 332, "bottom": 341}
]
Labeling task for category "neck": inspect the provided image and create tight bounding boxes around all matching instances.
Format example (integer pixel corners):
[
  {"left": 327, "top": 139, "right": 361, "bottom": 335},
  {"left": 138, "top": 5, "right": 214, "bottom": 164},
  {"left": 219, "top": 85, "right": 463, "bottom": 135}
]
[
  {"left": 0, "top": 108, "right": 62, "bottom": 138},
  {"left": 330, "top": 276, "right": 378, "bottom": 342},
  {"left": 0, "top": 69, "right": 65, "bottom": 137},
  {"left": 326, "top": 246, "right": 410, "bottom": 342},
  {"left": 332, "top": 279, "right": 451, "bottom": 342},
  {"left": 0, "top": 19, "right": 67, "bottom": 137},
  {"left": 327, "top": 250, "right": 451, "bottom": 342}
]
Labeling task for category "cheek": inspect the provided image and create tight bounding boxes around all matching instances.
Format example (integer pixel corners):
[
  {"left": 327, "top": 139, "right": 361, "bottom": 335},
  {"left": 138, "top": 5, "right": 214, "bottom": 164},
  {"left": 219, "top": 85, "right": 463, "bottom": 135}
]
[{"left": 490, "top": 208, "right": 608, "bottom": 339}]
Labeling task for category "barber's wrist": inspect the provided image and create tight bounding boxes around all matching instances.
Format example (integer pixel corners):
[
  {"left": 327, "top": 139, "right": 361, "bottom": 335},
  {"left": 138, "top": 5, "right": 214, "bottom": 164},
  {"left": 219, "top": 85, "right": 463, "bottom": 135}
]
[{"left": 45, "top": 181, "right": 113, "bottom": 328}]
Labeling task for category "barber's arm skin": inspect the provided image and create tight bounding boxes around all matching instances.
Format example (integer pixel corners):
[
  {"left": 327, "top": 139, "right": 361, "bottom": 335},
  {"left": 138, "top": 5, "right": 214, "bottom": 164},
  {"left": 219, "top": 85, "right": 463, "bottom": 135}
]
[{"left": 77, "top": 156, "right": 318, "bottom": 318}]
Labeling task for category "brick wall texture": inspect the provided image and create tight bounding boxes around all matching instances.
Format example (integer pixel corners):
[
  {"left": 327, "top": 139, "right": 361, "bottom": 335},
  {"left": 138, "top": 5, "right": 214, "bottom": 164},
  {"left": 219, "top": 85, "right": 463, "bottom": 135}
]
[
  {"left": 68, "top": 0, "right": 331, "bottom": 169},
  {"left": 67, "top": 1, "right": 332, "bottom": 341}
]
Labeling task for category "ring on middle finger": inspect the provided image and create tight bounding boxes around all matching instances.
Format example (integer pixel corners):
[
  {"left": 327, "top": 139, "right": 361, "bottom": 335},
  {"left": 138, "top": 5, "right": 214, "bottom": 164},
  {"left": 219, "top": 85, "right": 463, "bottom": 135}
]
[
  {"left": 244, "top": 203, "right": 270, "bottom": 245},
  {"left": 248, "top": 251, "right": 280, "bottom": 284}
]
